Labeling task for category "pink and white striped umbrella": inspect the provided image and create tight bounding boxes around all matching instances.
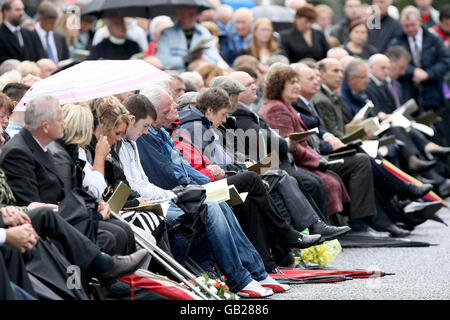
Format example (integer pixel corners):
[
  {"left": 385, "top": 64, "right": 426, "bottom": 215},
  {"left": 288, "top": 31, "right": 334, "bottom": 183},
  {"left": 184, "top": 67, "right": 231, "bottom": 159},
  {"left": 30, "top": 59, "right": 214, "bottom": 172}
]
[{"left": 15, "top": 60, "right": 170, "bottom": 111}]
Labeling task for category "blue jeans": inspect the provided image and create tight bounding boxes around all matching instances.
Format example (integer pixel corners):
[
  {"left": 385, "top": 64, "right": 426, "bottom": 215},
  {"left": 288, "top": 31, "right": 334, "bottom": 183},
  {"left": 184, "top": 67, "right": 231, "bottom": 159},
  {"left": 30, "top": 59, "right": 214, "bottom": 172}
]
[{"left": 166, "top": 200, "right": 267, "bottom": 293}]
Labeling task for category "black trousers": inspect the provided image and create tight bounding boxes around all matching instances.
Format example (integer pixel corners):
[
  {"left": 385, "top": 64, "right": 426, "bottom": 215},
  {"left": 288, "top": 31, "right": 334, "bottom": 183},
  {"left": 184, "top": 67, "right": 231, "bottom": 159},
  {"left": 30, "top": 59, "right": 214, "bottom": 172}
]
[
  {"left": 227, "top": 171, "right": 297, "bottom": 271},
  {"left": 329, "top": 153, "right": 377, "bottom": 220},
  {"left": 97, "top": 219, "right": 136, "bottom": 256},
  {"left": 0, "top": 245, "right": 36, "bottom": 300},
  {"left": 28, "top": 207, "right": 101, "bottom": 271},
  {"left": 279, "top": 159, "right": 329, "bottom": 222}
]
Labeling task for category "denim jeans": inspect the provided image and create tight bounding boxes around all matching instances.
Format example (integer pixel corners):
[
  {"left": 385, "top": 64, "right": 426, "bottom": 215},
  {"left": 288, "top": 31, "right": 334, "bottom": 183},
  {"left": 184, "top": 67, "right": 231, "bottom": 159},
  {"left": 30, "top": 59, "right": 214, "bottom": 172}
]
[{"left": 166, "top": 200, "right": 267, "bottom": 293}]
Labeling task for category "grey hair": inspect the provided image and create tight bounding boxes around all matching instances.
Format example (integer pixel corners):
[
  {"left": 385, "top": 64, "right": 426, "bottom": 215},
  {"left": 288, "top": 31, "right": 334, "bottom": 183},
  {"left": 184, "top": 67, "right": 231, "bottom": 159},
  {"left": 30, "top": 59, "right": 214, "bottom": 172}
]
[
  {"left": 24, "top": 96, "right": 60, "bottom": 131},
  {"left": 140, "top": 85, "right": 166, "bottom": 110},
  {"left": 400, "top": 5, "right": 421, "bottom": 21},
  {"left": 0, "top": 59, "right": 20, "bottom": 76},
  {"left": 149, "top": 15, "right": 173, "bottom": 40},
  {"left": 216, "top": 4, "right": 234, "bottom": 20},
  {"left": 343, "top": 59, "right": 367, "bottom": 80}
]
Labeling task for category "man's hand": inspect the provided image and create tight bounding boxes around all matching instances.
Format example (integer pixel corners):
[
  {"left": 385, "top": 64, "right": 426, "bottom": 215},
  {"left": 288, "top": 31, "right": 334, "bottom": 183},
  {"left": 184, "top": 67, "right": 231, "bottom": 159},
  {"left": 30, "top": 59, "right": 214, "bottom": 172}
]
[
  {"left": 244, "top": 161, "right": 254, "bottom": 168},
  {"left": 377, "top": 112, "right": 391, "bottom": 121},
  {"left": 137, "top": 198, "right": 153, "bottom": 206},
  {"left": 413, "top": 68, "right": 429, "bottom": 83},
  {"left": 5, "top": 224, "right": 38, "bottom": 253},
  {"left": 207, "top": 165, "right": 226, "bottom": 180},
  {"left": 0, "top": 206, "right": 31, "bottom": 226},
  {"left": 348, "top": 118, "right": 363, "bottom": 126},
  {"left": 323, "top": 135, "right": 345, "bottom": 150},
  {"left": 27, "top": 202, "right": 58, "bottom": 211},
  {"left": 98, "top": 200, "right": 111, "bottom": 221}
]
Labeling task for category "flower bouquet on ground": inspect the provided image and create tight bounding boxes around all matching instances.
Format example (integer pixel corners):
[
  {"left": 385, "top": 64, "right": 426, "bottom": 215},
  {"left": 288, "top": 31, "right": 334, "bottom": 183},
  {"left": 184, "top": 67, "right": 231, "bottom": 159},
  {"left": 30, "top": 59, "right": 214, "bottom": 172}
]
[{"left": 187, "top": 273, "right": 240, "bottom": 300}]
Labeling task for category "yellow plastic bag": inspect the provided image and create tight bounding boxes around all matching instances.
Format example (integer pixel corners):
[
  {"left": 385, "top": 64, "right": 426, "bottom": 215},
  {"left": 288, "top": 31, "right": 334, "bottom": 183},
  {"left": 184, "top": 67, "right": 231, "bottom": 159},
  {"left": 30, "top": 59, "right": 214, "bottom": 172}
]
[{"left": 300, "top": 239, "right": 342, "bottom": 267}]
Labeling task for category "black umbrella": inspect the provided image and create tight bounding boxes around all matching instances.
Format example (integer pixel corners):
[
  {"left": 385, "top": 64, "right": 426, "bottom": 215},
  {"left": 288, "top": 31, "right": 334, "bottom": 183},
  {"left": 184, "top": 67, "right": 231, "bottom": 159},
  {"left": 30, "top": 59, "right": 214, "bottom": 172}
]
[{"left": 81, "top": 0, "right": 214, "bottom": 19}]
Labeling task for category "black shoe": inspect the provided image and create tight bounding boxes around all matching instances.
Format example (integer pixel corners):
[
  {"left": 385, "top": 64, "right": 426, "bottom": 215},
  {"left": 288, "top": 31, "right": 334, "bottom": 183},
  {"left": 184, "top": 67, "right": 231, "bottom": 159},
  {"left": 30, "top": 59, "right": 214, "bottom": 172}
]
[
  {"left": 403, "top": 201, "right": 443, "bottom": 226},
  {"left": 309, "top": 220, "right": 351, "bottom": 241},
  {"left": 267, "top": 267, "right": 283, "bottom": 274},
  {"left": 384, "top": 224, "right": 411, "bottom": 238},
  {"left": 98, "top": 249, "right": 148, "bottom": 282},
  {"left": 397, "top": 183, "right": 434, "bottom": 200},
  {"left": 408, "top": 156, "right": 437, "bottom": 173},
  {"left": 438, "top": 180, "right": 450, "bottom": 198},
  {"left": 281, "top": 231, "right": 323, "bottom": 249}
]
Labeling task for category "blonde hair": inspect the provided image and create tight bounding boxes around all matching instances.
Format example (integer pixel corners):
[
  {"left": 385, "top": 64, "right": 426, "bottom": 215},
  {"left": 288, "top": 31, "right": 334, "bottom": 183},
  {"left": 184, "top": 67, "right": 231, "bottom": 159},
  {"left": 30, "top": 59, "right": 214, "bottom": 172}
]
[
  {"left": 62, "top": 103, "right": 94, "bottom": 147},
  {"left": 21, "top": 74, "right": 42, "bottom": 86},
  {"left": 250, "top": 18, "right": 278, "bottom": 60},
  {"left": 90, "top": 95, "right": 130, "bottom": 132},
  {"left": 18, "top": 61, "right": 40, "bottom": 78}
]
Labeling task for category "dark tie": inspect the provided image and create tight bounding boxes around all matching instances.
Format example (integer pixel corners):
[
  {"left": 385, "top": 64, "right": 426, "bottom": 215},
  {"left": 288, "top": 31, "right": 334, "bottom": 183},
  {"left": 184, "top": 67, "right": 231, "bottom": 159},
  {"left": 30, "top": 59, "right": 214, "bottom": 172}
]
[
  {"left": 46, "top": 32, "right": 57, "bottom": 62},
  {"left": 14, "top": 28, "right": 23, "bottom": 47},
  {"left": 388, "top": 81, "right": 401, "bottom": 108},
  {"left": 412, "top": 36, "right": 421, "bottom": 67},
  {"left": 307, "top": 100, "right": 320, "bottom": 119}
]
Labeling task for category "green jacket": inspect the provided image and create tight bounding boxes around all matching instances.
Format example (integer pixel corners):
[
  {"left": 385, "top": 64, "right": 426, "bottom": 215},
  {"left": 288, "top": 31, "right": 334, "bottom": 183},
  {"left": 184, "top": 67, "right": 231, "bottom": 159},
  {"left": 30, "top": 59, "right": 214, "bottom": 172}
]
[
  {"left": 312, "top": 86, "right": 346, "bottom": 139},
  {"left": 0, "top": 169, "right": 28, "bottom": 213}
]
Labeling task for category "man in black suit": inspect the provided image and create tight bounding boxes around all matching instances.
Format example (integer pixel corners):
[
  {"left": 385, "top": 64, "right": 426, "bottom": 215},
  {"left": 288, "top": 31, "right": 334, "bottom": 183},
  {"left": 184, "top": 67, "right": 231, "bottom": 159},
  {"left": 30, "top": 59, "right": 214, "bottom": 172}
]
[
  {"left": 34, "top": 1, "right": 69, "bottom": 64},
  {"left": 0, "top": 0, "right": 42, "bottom": 64},
  {"left": 0, "top": 95, "right": 65, "bottom": 206},
  {"left": 388, "top": 5, "right": 450, "bottom": 113}
]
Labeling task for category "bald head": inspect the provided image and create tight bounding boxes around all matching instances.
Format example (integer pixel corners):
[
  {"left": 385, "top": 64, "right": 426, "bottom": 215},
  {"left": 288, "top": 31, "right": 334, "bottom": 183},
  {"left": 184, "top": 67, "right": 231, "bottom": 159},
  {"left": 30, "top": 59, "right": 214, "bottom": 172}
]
[
  {"left": 368, "top": 54, "right": 391, "bottom": 81},
  {"left": 234, "top": 7, "right": 253, "bottom": 38},
  {"left": 327, "top": 47, "right": 349, "bottom": 61},
  {"left": 37, "top": 58, "right": 57, "bottom": 79},
  {"left": 229, "top": 71, "right": 257, "bottom": 105},
  {"left": 318, "top": 58, "right": 344, "bottom": 91}
]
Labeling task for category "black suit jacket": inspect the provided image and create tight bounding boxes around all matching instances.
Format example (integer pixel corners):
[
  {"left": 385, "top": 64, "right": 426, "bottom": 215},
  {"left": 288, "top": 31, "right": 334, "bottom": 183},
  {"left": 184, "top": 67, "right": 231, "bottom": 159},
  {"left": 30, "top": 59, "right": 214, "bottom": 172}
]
[
  {"left": 0, "top": 128, "right": 65, "bottom": 206},
  {"left": 388, "top": 26, "right": 450, "bottom": 110},
  {"left": 365, "top": 79, "right": 397, "bottom": 116},
  {"left": 292, "top": 97, "right": 334, "bottom": 155},
  {"left": 0, "top": 23, "right": 42, "bottom": 64},
  {"left": 34, "top": 29, "right": 70, "bottom": 62}
]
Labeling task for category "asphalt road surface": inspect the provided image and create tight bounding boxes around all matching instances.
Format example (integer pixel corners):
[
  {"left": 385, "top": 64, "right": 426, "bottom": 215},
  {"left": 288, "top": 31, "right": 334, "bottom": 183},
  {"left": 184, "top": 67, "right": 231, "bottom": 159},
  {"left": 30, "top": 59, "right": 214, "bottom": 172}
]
[{"left": 268, "top": 204, "right": 450, "bottom": 300}]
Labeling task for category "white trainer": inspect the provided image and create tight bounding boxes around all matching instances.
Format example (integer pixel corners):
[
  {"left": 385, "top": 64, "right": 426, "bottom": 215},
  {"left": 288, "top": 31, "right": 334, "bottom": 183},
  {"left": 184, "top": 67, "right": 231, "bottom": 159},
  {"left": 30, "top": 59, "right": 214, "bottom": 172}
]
[
  {"left": 259, "top": 275, "right": 291, "bottom": 293},
  {"left": 237, "top": 279, "right": 274, "bottom": 298}
]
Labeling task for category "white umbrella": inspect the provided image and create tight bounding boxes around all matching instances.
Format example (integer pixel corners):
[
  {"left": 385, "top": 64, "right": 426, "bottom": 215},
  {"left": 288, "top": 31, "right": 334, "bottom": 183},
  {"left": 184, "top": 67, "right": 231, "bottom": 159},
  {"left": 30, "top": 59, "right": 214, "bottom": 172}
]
[{"left": 15, "top": 60, "right": 170, "bottom": 111}]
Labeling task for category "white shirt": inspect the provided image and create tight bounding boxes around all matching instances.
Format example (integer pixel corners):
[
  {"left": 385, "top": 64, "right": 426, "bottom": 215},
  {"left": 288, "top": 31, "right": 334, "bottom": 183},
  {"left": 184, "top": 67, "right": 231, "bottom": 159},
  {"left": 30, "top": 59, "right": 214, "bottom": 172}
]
[
  {"left": 35, "top": 23, "right": 59, "bottom": 63},
  {"left": 369, "top": 73, "right": 383, "bottom": 87},
  {"left": 0, "top": 228, "right": 6, "bottom": 245},
  {"left": 119, "top": 139, "right": 176, "bottom": 201},
  {"left": 32, "top": 136, "right": 48, "bottom": 152},
  {"left": 79, "top": 148, "right": 107, "bottom": 200}
]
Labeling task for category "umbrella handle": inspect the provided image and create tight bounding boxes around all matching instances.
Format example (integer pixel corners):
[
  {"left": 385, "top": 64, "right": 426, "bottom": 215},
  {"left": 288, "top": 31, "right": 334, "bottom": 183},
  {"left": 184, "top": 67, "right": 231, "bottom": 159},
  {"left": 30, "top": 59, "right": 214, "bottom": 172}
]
[
  {"left": 94, "top": 99, "right": 104, "bottom": 137},
  {"left": 110, "top": 212, "right": 222, "bottom": 300}
]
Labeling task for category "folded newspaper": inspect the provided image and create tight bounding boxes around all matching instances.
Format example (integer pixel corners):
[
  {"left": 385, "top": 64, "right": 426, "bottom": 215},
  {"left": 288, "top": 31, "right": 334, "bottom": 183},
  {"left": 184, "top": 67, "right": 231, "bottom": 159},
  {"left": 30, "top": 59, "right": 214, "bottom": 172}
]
[{"left": 183, "top": 36, "right": 217, "bottom": 63}]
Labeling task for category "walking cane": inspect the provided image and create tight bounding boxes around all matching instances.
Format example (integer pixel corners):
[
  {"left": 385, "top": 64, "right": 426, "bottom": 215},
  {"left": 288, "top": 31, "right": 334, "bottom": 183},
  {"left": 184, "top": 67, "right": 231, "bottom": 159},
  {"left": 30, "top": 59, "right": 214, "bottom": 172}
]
[{"left": 110, "top": 212, "right": 222, "bottom": 300}]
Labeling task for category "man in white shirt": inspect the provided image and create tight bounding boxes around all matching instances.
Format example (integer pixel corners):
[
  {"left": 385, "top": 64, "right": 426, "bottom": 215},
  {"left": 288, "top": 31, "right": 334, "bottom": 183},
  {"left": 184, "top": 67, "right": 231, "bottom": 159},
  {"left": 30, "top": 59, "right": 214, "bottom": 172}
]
[
  {"left": 33, "top": 1, "right": 69, "bottom": 64},
  {"left": 119, "top": 93, "right": 288, "bottom": 298}
]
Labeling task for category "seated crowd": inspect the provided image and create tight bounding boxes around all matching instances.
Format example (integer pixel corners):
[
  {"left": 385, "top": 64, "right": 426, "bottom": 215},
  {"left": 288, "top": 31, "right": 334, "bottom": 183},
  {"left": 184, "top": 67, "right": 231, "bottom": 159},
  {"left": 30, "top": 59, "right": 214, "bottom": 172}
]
[{"left": 1, "top": 0, "right": 450, "bottom": 300}]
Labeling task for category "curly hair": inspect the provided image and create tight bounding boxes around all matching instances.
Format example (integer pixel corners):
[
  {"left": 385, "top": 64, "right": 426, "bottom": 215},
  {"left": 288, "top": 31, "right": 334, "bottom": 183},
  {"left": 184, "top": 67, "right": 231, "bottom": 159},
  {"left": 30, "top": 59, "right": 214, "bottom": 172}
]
[
  {"left": 196, "top": 87, "right": 231, "bottom": 114},
  {"left": 264, "top": 65, "right": 299, "bottom": 100}
]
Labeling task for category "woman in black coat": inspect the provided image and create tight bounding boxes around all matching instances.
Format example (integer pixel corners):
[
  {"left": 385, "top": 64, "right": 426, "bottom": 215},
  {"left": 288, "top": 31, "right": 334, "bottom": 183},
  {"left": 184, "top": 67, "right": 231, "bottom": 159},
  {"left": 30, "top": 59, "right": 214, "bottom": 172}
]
[{"left": 279, "top": 4, "right": 329, "bottom": 63}]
